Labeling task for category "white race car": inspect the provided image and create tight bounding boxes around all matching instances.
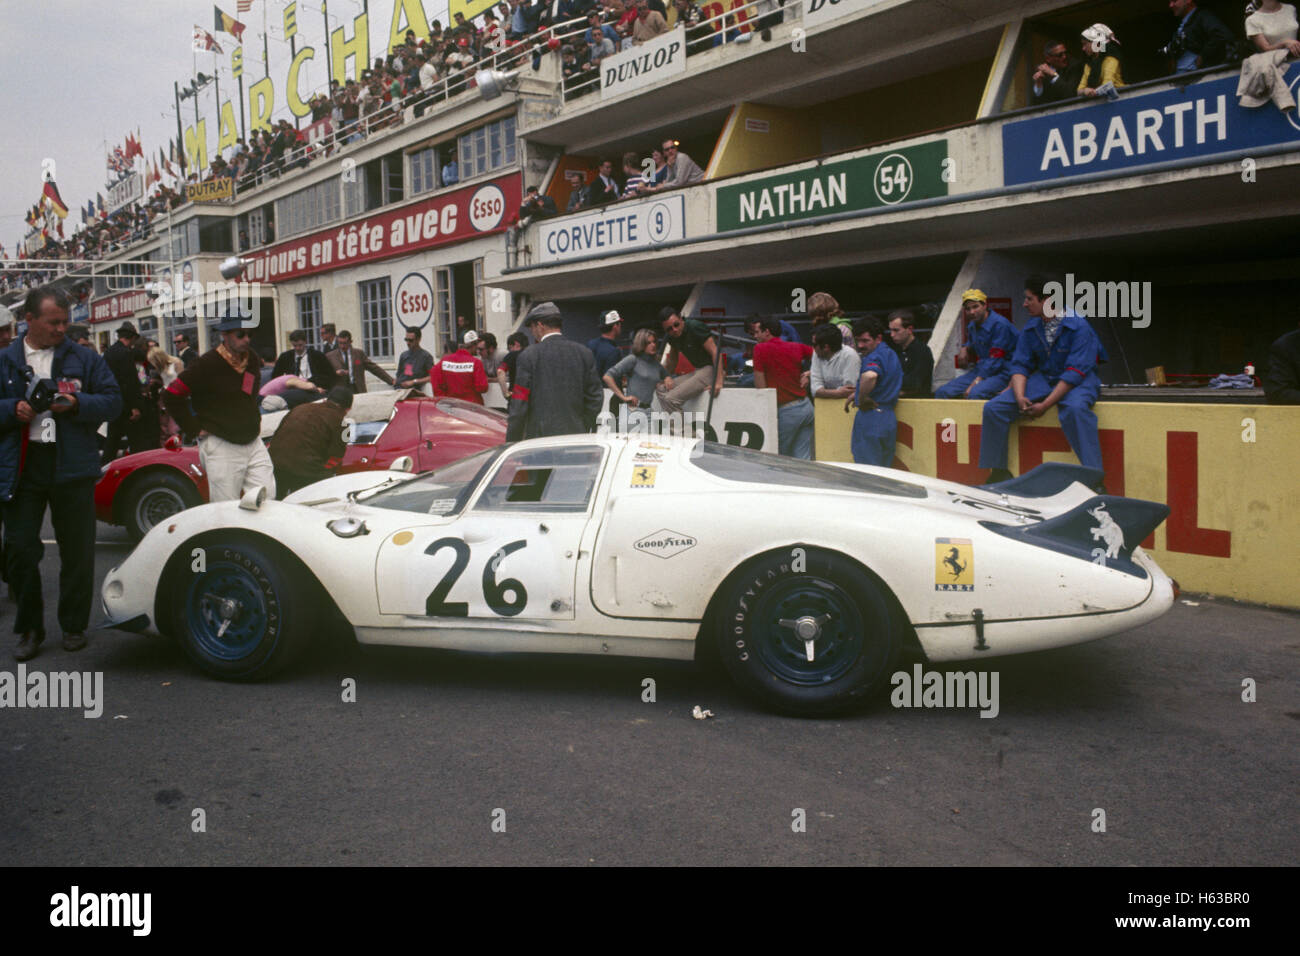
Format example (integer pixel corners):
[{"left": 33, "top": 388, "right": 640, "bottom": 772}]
[{"left": 101, "top": 435, "right": 1174, "bottom": 715}]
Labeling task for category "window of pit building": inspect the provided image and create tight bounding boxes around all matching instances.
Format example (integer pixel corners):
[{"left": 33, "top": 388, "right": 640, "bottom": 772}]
[
  {"left": 296, "top": 291, "right": 323, "bottom": 347},
  {"left": 275, "top": 177, "right": 341, "bottom": 240},
  {"left": 359, "top": 277, "right": 395, "bottom": 361},
  {"left": 238, "top": 206, "right": 272, "bottom": 248},
  {"left": 198, "top": 217, "right": 233, "bottom": 253},
  {"left": 345, "top": 151, "right": 405, "bottom": 216},
  {"left": 458, "top": 116, "right": 516, "bottom": 181},
  {"left": 1003, "top": 1, "right": 1246, "bottom": 113}
]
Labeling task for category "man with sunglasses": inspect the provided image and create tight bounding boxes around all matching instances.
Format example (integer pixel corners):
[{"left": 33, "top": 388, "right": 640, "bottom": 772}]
[
  {"left": 163, "top": 317, "right": 275, "bottom": 502},
  {"left": 173, "top": 331, "right": 199, "bottom": 369},
  {"left": 395, "top": 326, "right": 435, "bottom": 391},
  {"left": 656, "top": 139, "right": 703, "bottom": 189}
]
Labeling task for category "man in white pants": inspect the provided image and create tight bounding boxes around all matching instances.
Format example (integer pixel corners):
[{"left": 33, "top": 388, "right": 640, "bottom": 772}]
[{"left": 163, "top": 317, "right": 275, "bottom": 501}]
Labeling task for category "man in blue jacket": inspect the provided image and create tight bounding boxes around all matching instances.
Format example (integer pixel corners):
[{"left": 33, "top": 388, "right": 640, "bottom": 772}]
[
  {"left": 0, "top": 286, "right": 122, "bottom": 661},
  {"left": 844, "top": 317, "right": 903, "bottom": 467},
  {"left": 935, "top": 289, "right": 1017, "bottom": 399},
  {"left": 979, "top": 275, "right": 1107, "bottom": 484}
]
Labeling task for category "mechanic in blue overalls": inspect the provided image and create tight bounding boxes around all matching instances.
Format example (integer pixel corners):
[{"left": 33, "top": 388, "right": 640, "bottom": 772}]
[
  {"left": 934, "top": 288, "right": 1018, "bottom": 399},
  {"left": 844, "top": 316, "right": 903, "bottom": 467},
  {"left": 979, "top": 275, "right": 1108, "bottom": 484}
]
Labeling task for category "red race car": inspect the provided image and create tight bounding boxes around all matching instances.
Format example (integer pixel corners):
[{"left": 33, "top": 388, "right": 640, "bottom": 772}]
[{"left": 96, "top": 391, "right": 507, "bottom": 540}]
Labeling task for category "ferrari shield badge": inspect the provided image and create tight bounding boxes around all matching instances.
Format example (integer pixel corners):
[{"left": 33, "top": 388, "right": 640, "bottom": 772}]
[{"left": 935, "top": 537, "right": 974, "bottom": 591}]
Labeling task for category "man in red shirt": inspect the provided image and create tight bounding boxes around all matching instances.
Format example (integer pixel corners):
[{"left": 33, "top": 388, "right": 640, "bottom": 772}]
[
  {"left": 430, "top": 329, "right": 489, "bottom": 404},
  {"left": 752, "top": 315, "right": 815, "bottom": 459}
]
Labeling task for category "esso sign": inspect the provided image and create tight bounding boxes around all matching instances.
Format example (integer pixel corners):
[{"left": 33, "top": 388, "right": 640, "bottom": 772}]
[
  {"left": 468, "top": 184, "right": 506, "bottom": 232},
  {"left": 393, "top": 271, "right": 435, "bottom": 329}
]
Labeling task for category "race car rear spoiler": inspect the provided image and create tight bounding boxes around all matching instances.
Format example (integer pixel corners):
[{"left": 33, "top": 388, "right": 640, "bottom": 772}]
[
  {"left": 979, "top": 495, "right": 1170, "bottom": 578},
  {"left": 980, "top": 463, "right": 1104, "bottom": 498}
]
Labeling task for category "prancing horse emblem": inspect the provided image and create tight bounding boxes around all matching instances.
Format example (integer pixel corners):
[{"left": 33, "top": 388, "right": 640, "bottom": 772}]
[{"left": 943, "top": 546, "right": 967, "bottom": 580}]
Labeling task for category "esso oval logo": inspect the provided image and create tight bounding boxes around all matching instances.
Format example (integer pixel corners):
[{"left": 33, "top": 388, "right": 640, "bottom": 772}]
[
  {"left": 468, "top": 184, "right": 506, "bottom": 232},
  {"left": 393, "top": 271, "right": 435, "bottom": 328}
]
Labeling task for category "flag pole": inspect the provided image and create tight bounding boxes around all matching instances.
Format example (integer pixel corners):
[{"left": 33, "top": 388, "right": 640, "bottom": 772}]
[
  {"left": 324, "top": 1, "right": 333, "bottom": 83},
  {"left": 213, "top": 47, "right": 222, "bottom": 160}
]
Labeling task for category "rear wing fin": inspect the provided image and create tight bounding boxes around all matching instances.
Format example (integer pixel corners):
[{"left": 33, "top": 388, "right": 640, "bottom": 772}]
[
  {"left": 980, "top": 495, "right": 1170, "bottom": 578},
  {"left": 980, "top": 462, "right": 1104, "bottom": 498}
]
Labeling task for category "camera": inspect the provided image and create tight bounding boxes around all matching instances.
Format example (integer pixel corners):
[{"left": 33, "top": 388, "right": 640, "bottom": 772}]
[
  {"left": 1158, "top": 34, "right": 1186, "bottom": 58},
  {"left": 24, "top": 371, "right": 57, "bottom": 414}
]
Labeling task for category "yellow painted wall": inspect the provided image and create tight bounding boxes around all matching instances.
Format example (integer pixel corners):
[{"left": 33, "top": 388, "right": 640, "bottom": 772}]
[
  {"left": 816, "top": 399, "right": 1300, "bottom": 608},
  {"left": 709, "top": 103, "right": 824, "bottom": 180}
]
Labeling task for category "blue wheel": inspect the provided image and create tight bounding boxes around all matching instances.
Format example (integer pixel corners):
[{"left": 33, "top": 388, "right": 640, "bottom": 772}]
[
  {"left": 172, "top": 540, "right": 314, "bottom": 680},
  {"left": 717, "top": 548, "right": 901, "bottom": 715}
]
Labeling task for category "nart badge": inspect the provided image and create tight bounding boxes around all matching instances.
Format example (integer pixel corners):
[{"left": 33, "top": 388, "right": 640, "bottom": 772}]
[{"left": 935, "top": 537, "right": 974, "bottom": 592}]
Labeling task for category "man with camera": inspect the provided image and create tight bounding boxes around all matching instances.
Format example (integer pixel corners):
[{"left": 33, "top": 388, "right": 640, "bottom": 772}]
[
  {"left": 0, "top": 286, "right": 122, "bottom": 661},
  {"left": 1164, "top": 0, "right": 1236, "bottom": 74}
]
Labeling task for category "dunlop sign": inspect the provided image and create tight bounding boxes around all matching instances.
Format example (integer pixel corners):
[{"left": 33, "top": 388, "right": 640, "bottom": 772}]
[
  {"left": 186, "top": 178, "right": 235, "bottom": 203},
  {"left": 602, "top": 27, "right": 686, "bottom": 100},
  {"left": 803, "top": 0, "right": 888, "bottom": 30},
  {"left": 715, "top": 139, "right": 948, "bottom": 231}
]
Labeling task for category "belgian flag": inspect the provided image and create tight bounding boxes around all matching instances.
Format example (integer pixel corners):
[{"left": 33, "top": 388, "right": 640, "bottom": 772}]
[{"left": 214, "top": 5, "right": 246, "bottom": 41}]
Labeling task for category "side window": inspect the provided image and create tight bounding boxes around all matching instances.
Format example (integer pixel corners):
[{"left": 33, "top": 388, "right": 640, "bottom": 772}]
[{"left": 476, "top": 446, "right": 605, "bottom": 513}]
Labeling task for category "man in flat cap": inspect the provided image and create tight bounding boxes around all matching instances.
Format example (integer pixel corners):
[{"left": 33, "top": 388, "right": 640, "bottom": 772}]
[
  {"left": 506, "top": 302, "right": 603, "bottom": 441},
  {"left": 934, "top": 289, "right": 1017, "bottom": 400}
]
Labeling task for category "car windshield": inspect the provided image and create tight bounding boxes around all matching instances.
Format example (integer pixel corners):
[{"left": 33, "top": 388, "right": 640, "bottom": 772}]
[
  {"left": 690, "top": 442, "right": 928, "bottom": 498},
  {"left": 361, "top": 447, "right": 504, "bottom": 515}
]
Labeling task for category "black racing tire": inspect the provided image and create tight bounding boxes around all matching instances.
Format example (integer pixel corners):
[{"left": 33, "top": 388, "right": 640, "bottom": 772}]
[
  {"left": 714, "top": 547, "right": 901, "bottom": 716},
  {"left": 122, "top": 471, "right": 202, "bottom": 542},
  {"left": 168, "top": 538, "right": 316, "bottom": 681}
]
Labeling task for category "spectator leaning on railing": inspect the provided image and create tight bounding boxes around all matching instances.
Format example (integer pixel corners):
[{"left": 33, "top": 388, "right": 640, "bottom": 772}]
[{"left": 1238, "top": 0, "right": 1300, "bottom": 113}]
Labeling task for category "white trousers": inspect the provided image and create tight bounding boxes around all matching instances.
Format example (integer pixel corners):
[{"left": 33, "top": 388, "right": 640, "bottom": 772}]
[{"left": 199, "top": 433, "right": 276, "bottom": 503}]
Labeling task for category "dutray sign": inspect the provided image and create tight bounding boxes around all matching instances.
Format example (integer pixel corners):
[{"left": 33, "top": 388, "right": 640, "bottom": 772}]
[
  {"left": 1002, "top": 65, "right": 1300, "bottom": 185},
  {"left": 601, "top": 26, "right": 685, "bottom": 99}
]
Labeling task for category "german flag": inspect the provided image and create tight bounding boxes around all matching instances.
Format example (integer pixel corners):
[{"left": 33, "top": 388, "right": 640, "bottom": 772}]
[
  {"left": 42, "top": 180, "right": 69, "bottom": 219},
  {"left": 214, "top": 5, "right": 246, "bottom": 41}
]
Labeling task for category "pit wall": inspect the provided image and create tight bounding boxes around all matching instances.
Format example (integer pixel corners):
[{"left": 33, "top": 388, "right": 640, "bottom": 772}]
[{"left": 814, "top": 398, "right": 1300, "bottom": 608}]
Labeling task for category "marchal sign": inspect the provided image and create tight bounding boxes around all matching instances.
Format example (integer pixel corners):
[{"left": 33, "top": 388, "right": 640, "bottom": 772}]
[
  {"left": 715, "top": 139, "right": 948, "bottom": 231},
  {"left": 601, "top": 27, "right": 686, "bottom": 100}
]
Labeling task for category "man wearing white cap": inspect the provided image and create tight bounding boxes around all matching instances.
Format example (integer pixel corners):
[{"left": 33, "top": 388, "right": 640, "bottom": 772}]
[
  {"left": 586, "top": 310, "right": 623, "bottom": 380},
  {"left": 430, "top": 329, "right": 489, "bottom": 404}
]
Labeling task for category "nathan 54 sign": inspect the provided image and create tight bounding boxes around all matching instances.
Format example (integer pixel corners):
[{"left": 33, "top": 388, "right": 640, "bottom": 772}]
[
  {"left": 537, "top": 193, "right": 685, "bottom": 264},
  {"left": 240, "top": 174, "right": 518, "bottom": 283},
  {"left": 716, "top": 139, "right": 948, "bottom": 231},
  {"left": 601, "top": 27, "right": 686, "bottom": 99},
  {"left": 1002, "top": 65, "right": 1300, "bottom": 185}
]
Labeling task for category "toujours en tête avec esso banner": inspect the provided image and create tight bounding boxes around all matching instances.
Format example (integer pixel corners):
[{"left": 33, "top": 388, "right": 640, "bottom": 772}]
[{"left": 240, "top": 175, "right": 519, "bottom": 283}]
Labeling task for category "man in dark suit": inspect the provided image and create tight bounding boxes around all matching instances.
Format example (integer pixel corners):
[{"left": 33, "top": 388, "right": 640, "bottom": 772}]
[
  {"left": 272, "top": 329, "right": 334, "bottom": 388},
  {"left": 173, "top": 331, "right": 199, "bottom": 369},
  {"left": 1166, "top": 0, "right": 1236, "bottom": 74},
  {"left": 327, "top": 329, "right": 394, "bottom": 394},
  {"left": 507, "top": 302, "right": 603, "bottom": 441},
  {"left": 101, "top": 322, "right": 145, "bottom": 464},
  {"left": 1031, "top": 41, "right": 1085, "bottom": 105},
  {"left": 319, "top": 323, "right": 339, "bottom": 353},
  {"left": 583, "top": 159, "right": 621, "bottom": 207}
]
